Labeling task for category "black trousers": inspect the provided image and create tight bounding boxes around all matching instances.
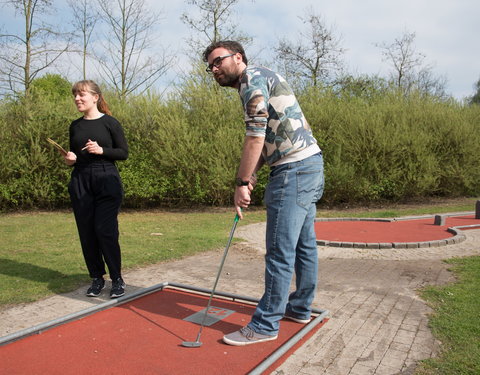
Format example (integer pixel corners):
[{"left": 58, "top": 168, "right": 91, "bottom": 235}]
[{"left": 69, "top": 162, "right": 124, "bottom": 280}]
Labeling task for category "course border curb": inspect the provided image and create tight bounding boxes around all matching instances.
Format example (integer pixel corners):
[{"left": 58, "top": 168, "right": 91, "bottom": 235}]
[{"left": 315, "top": 211, "right": 480, "bottom": 249}]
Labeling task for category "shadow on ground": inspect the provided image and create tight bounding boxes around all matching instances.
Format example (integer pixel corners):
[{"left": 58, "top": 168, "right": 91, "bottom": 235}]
[{"left": 0, "top": 257, "right": 85, "bottom": 296}]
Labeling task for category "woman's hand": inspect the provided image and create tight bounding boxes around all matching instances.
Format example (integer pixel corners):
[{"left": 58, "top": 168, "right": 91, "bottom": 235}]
[
  {"left": 82, "top": 139, "right": 103, "bottom": 155},
  {"left": 64, "top": 151, "right": 77, "bottom": 166}
]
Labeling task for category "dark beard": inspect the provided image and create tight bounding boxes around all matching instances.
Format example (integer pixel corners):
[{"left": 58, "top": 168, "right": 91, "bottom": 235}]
[{"left": 215, "top": 71, "right": 240, "bottom": 87}]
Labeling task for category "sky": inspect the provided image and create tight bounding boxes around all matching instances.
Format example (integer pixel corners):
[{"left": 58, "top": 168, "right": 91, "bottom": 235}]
[{"left": 1, "top": 0, "right": 479, "bottom": 100}]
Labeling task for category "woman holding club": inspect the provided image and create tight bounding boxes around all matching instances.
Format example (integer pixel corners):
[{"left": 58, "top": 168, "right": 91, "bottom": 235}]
[{"left": 63, "top": 80, "right": 128, "bottom": 298}]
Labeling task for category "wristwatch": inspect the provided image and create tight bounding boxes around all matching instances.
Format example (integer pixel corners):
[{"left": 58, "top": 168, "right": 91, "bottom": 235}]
[{"left": 235, "top": 177, "right": 250, "bottom": 186}]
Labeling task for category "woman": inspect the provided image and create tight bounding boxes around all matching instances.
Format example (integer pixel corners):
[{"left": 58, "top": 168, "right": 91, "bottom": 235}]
[{"left": 63, "top": 80, "right": 128, "bottom": 298}]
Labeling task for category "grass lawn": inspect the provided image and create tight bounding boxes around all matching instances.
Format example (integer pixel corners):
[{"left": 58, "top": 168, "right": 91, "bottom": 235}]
[
  {"left": 416, "top": 257, "right": 480, "bottom": 375},
  {"left": 0, "top": 208, "right": 266, "bottom": 306}
]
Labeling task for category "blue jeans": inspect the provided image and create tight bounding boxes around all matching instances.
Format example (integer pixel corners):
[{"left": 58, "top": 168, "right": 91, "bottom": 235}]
[{"left": 248, "top": 152, "right": 324, "bottom": 336}]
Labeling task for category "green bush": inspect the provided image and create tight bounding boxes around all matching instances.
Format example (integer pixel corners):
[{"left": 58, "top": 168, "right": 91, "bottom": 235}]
[
  {"left": 0, "top": 94, "right": 75, "bottom": 209},
  {"left": 300, "top": 86, "right": 480, "bottom": 204},
  {"left": 30, "top": 74, "right": 72, "bottom": 100},
  {"left": 0, "top": 72, "right": 480, "bottom": 211}
]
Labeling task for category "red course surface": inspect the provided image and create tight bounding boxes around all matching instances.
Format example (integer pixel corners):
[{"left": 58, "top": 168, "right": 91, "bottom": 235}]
[
  {"left": 315, "top": 214, "right": 480, "bottom": 243},
  {"left": 0, "top": 288, "right": 326, "bottom": 375}
]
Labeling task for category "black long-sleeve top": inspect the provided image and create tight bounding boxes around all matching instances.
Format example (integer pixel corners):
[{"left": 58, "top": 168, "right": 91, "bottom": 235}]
[{"left": 69, "top": 114, "right": 128, "bottom": 166}]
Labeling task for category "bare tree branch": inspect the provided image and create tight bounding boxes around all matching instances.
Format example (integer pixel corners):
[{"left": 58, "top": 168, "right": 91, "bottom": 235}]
[
  {"left": 0, "top": 0, "right": 71, "bottom": 98},
  {"left": 67, "top": 0, "right": 98, "bottom": 80},
  {"left": 376, "top": 31, "right": 447, "bottom": 98},
  {"left": 181, "top": 0, "right": 252, "bottom": 57},
  {"left": 274, "top": 8, "right": 344, "bottom": 88},
  {"left": 96, "top": 0, "right": 172, "bottom": 99}
]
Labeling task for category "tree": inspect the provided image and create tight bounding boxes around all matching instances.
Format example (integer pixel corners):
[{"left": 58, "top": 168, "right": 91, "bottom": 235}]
[
  {"left": 274, "top": 8, "right": 344, "bottom": 88},
  {"left": 334, "top": 74, "right": 389, "bottom": 99},
  {"left": 377, "top": 31, "right": 420, "bottom": 92},
  {"left": 181, "top": 0, "right": 252, "bottom": 55},
  {"left": 376, "top": 31, "right": 447, "bottom": 98},
  {"left": 30, "top": 73, "right": 71, "bottom": 99},
  {"left": 469, "top": 77, "right": 480, "bottom": 105},
  {"left": 415, "top": 66, "right": 448, "bottom": 99},
  {"left": 67, "top": 0, "right": 98, "bottom": 80},
  {"left": 96, "top": 0, "right": 171, "bottom": 99},
  {"left": 0, "top": 0, "right": 70, "bottom": 98}
]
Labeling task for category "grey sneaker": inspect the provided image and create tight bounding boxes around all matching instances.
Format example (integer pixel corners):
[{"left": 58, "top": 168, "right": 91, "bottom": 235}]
[
  {"left": 86, "top": 278, "right": 105, "bottom": 297},
  {"left": 283, "top": 313, "right": 311, "bottom": 324},
  {"left": 223, "top": 326, "right": 278, "bottom": 346},
  {"left": 110, "top": 278, "right": 126, "bottom": 298}
]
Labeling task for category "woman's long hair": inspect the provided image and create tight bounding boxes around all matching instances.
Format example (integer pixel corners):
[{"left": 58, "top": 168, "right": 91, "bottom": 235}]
[{"left": 71, "top": 80, "right": 112, "bottom": 116}]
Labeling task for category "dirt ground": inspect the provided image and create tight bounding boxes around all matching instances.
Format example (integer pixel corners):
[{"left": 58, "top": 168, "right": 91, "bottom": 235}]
[{"left": 1, "top": 221, "right": 480, "bottom": 374}]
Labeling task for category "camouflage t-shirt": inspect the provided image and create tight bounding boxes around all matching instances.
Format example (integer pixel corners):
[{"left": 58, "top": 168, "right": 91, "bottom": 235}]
[{"left": 238, "top": 66, "right": 321, "bottom": 166}]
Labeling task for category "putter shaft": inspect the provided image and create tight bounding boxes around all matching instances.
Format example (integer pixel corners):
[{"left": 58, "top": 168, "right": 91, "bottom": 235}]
[{"left": 181, "top": 214, "right": 239, "bottom": 347}]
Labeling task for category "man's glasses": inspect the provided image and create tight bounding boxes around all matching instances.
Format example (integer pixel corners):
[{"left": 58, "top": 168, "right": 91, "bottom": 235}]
[{"left": 206, "top": 53, "right": 235, "bottom": 73}]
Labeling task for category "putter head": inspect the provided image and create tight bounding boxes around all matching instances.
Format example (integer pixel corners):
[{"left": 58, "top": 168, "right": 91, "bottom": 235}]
[{"left": 181, "top": 341, "right": 202, "bottom": 348}]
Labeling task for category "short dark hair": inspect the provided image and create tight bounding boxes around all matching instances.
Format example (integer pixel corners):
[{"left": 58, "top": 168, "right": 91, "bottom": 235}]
[{"left": 202, "top": 40, "right": 248, "bottom": 65}]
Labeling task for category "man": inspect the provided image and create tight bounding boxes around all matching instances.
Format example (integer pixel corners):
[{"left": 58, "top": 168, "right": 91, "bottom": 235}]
[{"left": 203, "top": 41, "right": 324, "bottom": 346}]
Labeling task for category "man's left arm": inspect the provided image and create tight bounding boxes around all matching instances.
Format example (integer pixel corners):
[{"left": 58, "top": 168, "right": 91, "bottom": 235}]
[{"left": 234, "top": 135, "right": 264, "bottom": 218}]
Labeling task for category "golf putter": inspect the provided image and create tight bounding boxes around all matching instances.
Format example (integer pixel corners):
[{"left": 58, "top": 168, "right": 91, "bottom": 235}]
[{"left": 181, "top": 213, "right": 240, "bottom": 347}]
